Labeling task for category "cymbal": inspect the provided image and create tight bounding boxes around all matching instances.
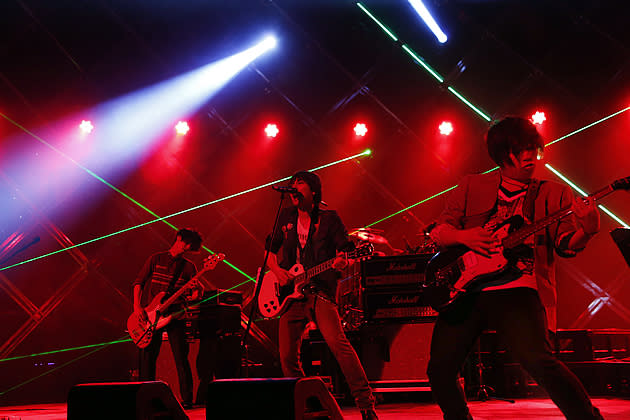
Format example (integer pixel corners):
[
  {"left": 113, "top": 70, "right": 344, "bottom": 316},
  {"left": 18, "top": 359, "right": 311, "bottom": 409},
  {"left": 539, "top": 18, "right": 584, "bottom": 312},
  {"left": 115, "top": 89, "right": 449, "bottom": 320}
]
[
  {"left": 350, "top": 227, "right": 384, "bottom": 234},
  {"left": 349, "top": 229, "right": 389, "bottom": 244}
]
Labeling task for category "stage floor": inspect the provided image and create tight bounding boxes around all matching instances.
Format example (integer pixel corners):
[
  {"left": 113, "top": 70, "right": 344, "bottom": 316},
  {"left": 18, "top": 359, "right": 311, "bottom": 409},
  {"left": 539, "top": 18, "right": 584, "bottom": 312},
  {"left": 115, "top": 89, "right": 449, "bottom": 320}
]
[{"left": 1, "top": 397, "right": 630, "bottom": 419}]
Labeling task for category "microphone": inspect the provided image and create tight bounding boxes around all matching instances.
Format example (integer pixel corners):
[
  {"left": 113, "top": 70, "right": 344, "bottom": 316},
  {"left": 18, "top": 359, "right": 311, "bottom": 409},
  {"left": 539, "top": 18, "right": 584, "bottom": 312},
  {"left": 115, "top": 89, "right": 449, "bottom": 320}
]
[{"left": 272, "top": 185, "right": 298, "bottom": 194}]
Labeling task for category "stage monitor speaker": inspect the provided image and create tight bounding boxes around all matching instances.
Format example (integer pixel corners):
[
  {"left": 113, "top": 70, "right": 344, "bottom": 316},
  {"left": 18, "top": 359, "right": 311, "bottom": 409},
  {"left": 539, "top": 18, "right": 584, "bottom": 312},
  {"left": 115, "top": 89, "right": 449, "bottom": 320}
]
[
  {"left": 67, "top": 381, "right": 188, "bottom": 420},
  {"left": 206, "top": 377, "right": 343, "bottom": 420},
  {"left": 360, "top": 322, "right": 434, "bottom": 383}
]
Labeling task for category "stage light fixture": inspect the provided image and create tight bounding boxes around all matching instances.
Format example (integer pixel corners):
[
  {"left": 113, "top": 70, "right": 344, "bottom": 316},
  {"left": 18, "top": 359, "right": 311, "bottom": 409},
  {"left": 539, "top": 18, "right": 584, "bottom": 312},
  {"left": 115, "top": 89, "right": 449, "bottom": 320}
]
[
  {"left": 354, "top": 123, "right": 368, "bottom": 137},
  {"left": 438, "top": 121, "right": 453, "bottom": 135},
  {"left": 79, "top": 120, "right": 93, "bottom": 134},
  {"left": 531, "top": 111, "right": 546, "bottom": 125},
  {"left": 260, "top": 34, "right": 277, "bottom": 51},
  {"left": 264, "top": 123, "right": 279, "bottom": 138},
  {"left": 175, "top": 121, "right": 190, "bottom": 135},
  {"left": 408, "top": 0, "right": 448, "bottom": 43}
]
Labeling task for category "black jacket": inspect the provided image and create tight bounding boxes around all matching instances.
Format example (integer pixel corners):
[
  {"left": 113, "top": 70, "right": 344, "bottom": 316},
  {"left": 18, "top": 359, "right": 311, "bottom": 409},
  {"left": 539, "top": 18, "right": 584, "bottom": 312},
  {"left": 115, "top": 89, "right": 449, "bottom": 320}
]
[{"left": 266, "top": 207, "right": 354, "bottom": 299}]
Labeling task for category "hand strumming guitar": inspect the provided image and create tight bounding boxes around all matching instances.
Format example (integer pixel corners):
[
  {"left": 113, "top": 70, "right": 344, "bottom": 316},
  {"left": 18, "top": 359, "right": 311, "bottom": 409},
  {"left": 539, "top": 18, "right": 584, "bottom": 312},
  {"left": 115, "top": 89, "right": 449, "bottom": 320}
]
[
  {"left": 455, "top": 226, "right": 501, "bottom": 257},
  {"left": 332, "top": 251, "right": 348, "bottom": 270}
]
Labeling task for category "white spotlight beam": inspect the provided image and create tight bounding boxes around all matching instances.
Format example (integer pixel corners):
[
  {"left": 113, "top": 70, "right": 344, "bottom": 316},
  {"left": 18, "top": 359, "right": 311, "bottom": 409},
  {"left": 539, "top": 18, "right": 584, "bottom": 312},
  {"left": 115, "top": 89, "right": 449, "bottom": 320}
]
[{"left": 408, "top": 0, "right": 448, "bottom": 43}]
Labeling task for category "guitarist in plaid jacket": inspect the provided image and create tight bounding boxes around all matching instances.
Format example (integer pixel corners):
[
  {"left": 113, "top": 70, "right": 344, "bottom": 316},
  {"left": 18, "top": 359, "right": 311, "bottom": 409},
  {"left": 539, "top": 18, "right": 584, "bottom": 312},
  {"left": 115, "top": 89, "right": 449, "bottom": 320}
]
[{"left": 427, "top": 117, "right": 603, "bottom": 420}]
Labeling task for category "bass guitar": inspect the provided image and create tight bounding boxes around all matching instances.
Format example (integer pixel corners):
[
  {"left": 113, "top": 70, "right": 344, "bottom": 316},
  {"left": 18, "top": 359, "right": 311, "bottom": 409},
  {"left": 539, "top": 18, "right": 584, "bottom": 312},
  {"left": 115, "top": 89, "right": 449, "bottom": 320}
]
[
  {"left": 258, "top": 243, "right": 374, "bottom": 318},
  {"left": 423, "top": 176, "right": 630, "bottom": 312},
  {"left": 127, "top": 253, "right": 225, "bottom": 348}
]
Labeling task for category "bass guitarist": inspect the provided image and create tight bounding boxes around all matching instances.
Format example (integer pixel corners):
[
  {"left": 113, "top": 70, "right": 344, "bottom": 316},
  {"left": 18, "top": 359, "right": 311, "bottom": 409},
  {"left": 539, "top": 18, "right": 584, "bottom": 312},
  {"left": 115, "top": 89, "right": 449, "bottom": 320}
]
[
  {"left": 265, "top": 171, "right": 378, "bottom": 420},
  {"left": 132, "top": 228, "right": 204, "bottom": 409},
  {"left": 426, "top": 116, "right": 603, "bottom": 419}
]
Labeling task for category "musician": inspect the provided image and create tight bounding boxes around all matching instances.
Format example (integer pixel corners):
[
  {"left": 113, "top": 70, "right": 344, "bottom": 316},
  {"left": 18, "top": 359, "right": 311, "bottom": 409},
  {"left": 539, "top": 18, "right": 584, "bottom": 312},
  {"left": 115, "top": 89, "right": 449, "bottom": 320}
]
[
  {"left": 427, "top": 117, "right": 603, "bottom": 419},
  {"left": 132, "top": 228, "right": 203, "bottom": 409},
  {"left": 265, "top": 171, "right": 378, "bottom": 420}
]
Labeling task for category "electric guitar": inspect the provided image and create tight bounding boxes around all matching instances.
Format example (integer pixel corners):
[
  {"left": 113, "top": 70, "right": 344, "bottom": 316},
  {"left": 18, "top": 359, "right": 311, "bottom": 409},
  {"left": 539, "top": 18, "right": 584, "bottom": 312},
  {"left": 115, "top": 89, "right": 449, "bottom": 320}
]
[
  {"left": 257, "top": 243, "right": 374, "bottom": 318},
  {"left": 423, "top": 176, "right": 630, "bottom": 312},
  {"left": 127, "top": 253, "right": 225, "bottom": 348}
]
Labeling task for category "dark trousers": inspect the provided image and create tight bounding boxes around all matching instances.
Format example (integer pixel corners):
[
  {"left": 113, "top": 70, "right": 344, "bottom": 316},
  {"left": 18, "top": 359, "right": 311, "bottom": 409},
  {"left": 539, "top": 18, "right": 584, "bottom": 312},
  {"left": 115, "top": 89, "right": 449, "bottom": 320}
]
[
  {"left": 139, "top": 320, "right": 193, "bottom": 404},
  {"left": 279, "top": 294, "right": 375, "bottom": 410},
  {"left": 427, "top": 288, "right": 603, "bottom": 420}
]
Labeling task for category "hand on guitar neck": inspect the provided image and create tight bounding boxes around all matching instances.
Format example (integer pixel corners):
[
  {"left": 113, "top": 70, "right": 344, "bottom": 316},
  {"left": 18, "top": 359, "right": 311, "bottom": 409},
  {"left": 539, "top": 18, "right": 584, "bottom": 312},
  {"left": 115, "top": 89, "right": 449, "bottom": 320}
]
[{"left": 267, "top": 251, "right": 349, "bottom": 287}]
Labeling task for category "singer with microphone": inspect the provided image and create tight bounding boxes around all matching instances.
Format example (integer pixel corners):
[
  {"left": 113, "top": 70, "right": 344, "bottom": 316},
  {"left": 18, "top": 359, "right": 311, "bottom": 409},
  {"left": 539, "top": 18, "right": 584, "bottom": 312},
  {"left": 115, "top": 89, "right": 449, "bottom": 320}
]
[
  {"left": 272, "top": 185, "right": 300, "bottom": 195},
  {"left": 265, "top": 171, "right": 378, "bottom": 420}
]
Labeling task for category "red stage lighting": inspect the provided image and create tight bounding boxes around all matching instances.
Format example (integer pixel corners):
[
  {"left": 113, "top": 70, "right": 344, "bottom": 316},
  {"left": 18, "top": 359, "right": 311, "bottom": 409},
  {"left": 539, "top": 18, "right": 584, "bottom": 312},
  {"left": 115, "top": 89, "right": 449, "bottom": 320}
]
[
  {"left": 175, "top": 121, "right": 190, "bottom": 135},
  {"left": 531, "top": 111, "right": 546, "bottom": 125},
  {"left": 353, "top": 123, "right": 368, "bottom": 137},
  {"left": 264, "top": 123, "right": 279, "bottom": 138},
  {"left": 79, "top": 120, "right": 94, "bottom": 134},
  {"left": 438, "top": 121, "right": 453, "bottom": 136}
]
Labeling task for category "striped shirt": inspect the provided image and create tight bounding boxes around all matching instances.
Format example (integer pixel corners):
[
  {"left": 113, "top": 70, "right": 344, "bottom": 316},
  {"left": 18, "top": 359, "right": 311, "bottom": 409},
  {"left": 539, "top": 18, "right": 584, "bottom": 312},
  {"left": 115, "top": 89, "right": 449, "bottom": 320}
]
[{"left": 133, "top": 251, "right": 197, "bottom": 311}]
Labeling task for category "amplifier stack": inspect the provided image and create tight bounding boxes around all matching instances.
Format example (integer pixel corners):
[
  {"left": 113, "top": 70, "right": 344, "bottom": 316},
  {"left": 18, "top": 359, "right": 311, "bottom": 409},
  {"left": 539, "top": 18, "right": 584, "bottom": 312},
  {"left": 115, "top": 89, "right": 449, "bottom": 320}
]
[{"left": 339, "top": 254, "right": 438, "bottom": 328}]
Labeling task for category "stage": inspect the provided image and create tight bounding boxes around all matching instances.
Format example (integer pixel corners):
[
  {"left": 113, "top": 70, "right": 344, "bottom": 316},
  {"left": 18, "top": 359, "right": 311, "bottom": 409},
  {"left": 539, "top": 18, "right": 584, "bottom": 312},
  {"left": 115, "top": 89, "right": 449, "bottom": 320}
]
[{"left": 2, "top": 397, "right": 630, "bottom": 419}]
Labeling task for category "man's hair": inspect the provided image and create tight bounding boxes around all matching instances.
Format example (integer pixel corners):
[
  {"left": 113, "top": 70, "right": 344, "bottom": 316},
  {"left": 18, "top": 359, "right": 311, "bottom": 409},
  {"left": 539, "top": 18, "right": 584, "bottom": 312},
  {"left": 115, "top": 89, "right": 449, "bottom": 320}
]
[
  {"left": 486, "top": 117, "right": 544, "bottom": 167},
  {"left": 175, "top": 228, "right": 202, "bottom": 251},
  {"left": 289, "top": 170, "right": 322, "bottom": 205}
]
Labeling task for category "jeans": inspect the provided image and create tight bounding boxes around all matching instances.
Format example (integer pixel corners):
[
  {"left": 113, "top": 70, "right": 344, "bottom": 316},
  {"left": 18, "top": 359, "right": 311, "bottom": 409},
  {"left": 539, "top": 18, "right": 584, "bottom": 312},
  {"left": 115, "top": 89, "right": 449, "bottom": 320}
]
[
  {"left": 279, "top": 293, "right": 375, "bottom": 410},
  {"left": 427, "top": 288, "right": 603, "bottom": 420},
  {"left": 139, "top": 320, "right": 193, "bottom": 404}
]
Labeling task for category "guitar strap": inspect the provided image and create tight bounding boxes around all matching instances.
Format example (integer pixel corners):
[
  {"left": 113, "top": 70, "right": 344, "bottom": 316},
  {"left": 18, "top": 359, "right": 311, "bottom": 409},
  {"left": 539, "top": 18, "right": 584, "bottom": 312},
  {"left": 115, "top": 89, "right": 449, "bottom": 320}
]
[{"left": 523, "top": 178, "right": 541, "bottom": 222}]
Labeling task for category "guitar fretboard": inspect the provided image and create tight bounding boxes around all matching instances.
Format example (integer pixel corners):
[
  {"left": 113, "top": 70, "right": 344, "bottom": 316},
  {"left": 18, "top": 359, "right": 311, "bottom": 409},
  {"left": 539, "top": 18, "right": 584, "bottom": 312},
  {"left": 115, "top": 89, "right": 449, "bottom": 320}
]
[{"left": 502, "top": 183, "right": 615, "bottom": 249}]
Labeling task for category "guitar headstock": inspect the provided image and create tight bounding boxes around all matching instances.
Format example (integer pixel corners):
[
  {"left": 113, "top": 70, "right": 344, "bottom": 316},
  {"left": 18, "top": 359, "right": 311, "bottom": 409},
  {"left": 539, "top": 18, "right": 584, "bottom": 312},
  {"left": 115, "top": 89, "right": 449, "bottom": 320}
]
[
  {"left": 349, "top": 242, "right": 374, "bottom": 261},
  {"left": 612, "top": 176, "right": 630, "bottom": 191},
  {"left": 201, "top": 253, "right": 225, "bottom": 273}
]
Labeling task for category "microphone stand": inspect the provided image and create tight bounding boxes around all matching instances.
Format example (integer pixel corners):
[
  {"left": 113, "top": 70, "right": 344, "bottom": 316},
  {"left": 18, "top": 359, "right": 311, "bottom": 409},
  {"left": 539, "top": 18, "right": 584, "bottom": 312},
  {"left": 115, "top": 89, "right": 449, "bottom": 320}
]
[{"left": 240, "top": 190, "right": 288, "bottom": 376}]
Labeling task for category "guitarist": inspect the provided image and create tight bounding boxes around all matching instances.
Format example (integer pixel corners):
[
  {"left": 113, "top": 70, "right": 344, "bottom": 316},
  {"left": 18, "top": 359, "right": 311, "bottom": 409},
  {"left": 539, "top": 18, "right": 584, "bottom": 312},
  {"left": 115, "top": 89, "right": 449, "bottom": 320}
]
[
  {"left": 265, "top": 171, "right": 378, "bottom": 420},
  {"left": 132, "top": 228, "right": 203, "bottom": 409},
  {"left": 426, "top": 117, "right": 603, "bottom": 419}
]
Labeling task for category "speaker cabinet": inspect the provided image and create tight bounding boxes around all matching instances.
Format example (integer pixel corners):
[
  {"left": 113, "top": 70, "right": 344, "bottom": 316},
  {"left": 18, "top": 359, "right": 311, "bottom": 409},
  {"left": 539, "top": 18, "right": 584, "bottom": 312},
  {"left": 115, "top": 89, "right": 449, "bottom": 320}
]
[
  {"left": 206, "top": 377, "right": 343, "bottom": 420},
  {"left": 67, "top": 381, "right": 187, "bottom": 420},
  {"left": 360, "top": 322, "right": 434, "bottom": 385}
]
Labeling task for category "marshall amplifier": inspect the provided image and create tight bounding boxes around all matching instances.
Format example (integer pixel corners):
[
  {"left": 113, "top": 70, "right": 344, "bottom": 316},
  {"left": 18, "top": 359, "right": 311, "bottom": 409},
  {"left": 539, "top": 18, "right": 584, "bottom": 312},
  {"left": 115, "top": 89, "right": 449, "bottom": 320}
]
[
  {"left": 364, "top": 287, "right": 438, "bottom": 322},
  {"left": 361, "top": 254, "right": 433, "bottom": 288}
]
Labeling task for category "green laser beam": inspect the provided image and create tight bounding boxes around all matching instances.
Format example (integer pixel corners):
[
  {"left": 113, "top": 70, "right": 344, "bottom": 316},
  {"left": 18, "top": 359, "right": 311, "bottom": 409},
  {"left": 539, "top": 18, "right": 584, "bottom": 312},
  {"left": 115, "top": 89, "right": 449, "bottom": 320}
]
[
  {"left": 0, "top": 333, "right": 128, "bottom": 397},
  {"left": 364, "top": 185, "right": 457, "bottom": 228},
  {"left": 545, "top": 163, "right": 629, "bottom": 228},
  {"left": 0, "top": 281, "right": 256, "bottom": 365},
  {"left": 357, "top": 3, "right": 398, "bottom": 41},
  {"left": 0, "top": 338, "right": 131, "bottom": 364},
  {"left": 0, "top": 149, "right": 371, "bottom": 273},
  {"left": 447, "top": 86, "right": 492, "bottom": 122},
  {"left": 545, "top": 106, "right": 630, "bottom": 147},
  {"left": 401, "top": 44, "right": 443, "bottom": 83},
  {"left": 365, "top": 107, "right": 630, "bottom": 229},
  {"left": 360, "top": 3, "right": 630, "bottom": 234}
]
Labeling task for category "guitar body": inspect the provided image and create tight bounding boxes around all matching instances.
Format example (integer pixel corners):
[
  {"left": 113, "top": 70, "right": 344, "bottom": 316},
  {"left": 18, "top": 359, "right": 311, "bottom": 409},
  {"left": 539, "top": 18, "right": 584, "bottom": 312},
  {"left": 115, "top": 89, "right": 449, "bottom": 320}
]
[
  {"left": 423, "top": 174, "right": 630, "bottom": 311},
  {"left": 127, "top": 292, "right": 175, "bottom": 348},
  {"left": 127, "top": 252, "right": 226, "bottom": 349},
  {"left": 423, "top": 216, "right": 524, "bottom": 311},
  {"left": 257, "top": 243, "right": 375, "bottom": 318},
  {"left": 258, "top": 264, "right": 308, "bottom": 318}
]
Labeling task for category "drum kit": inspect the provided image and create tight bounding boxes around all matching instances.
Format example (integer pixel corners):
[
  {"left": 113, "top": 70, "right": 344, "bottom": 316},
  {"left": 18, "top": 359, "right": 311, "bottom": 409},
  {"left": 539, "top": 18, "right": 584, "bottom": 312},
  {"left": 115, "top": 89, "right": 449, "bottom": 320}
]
[
  {"left": 339, "top": 225, "right": 439, "bottom": 331},
  {"left": 348, "top": 225, "right": 438, "bottom": 256}
]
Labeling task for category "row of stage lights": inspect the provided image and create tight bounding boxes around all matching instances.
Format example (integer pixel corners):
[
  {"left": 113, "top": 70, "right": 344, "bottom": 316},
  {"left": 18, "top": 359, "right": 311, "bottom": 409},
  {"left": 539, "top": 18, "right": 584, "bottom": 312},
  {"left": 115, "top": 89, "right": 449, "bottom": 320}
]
[{"left": 78, "top": 111, "right": 548, "bottom": 138}]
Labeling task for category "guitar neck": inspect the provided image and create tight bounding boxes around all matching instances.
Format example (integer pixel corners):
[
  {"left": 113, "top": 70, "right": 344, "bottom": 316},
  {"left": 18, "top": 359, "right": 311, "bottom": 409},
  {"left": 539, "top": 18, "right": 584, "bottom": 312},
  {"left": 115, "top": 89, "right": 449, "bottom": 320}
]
[
  {"left": 304, "top": 258, "right": 337, "bottom": 280},
  {"left": 503, "top": 183, "right": 615, "bottom": 248},
  {"left": 157, "top": 270, "right": 204, "bottom": 312}
]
